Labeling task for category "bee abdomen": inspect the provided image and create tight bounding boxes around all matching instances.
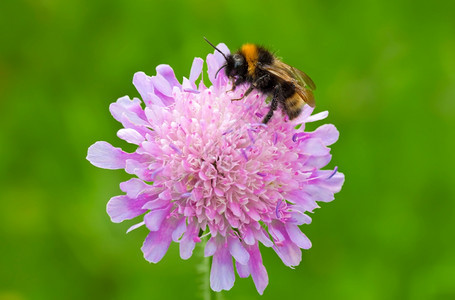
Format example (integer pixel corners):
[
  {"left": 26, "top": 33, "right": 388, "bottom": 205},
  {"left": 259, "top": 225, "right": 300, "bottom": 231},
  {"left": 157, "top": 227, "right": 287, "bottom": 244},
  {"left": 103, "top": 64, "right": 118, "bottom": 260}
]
[{"left": 284, "top": 92, "right": 304, "bottom": 120}]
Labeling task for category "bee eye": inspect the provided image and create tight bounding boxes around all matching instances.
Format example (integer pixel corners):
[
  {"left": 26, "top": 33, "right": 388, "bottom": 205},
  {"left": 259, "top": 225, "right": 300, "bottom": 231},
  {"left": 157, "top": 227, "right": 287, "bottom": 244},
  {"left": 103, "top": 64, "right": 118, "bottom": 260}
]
[{"left": 233, "top": 54, "right": 244, "bottom": 67}]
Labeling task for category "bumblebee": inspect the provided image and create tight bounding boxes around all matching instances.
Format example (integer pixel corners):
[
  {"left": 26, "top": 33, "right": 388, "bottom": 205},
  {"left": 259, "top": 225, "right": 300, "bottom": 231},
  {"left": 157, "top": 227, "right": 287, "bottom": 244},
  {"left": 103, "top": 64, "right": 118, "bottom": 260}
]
[{"left": 204, "top": 38, "right": 316, "bottom": 124}]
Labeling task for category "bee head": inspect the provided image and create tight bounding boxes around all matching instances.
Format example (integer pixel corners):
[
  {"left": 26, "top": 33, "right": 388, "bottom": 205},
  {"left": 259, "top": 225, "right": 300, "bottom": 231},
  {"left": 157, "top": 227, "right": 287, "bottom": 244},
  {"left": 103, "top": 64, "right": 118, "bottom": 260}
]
[
  {"left": 204, "top": 37, "right": 247, "bottom": 79},
  {"left": 224, "top": 53, "right": 247, "bottom": 78}
]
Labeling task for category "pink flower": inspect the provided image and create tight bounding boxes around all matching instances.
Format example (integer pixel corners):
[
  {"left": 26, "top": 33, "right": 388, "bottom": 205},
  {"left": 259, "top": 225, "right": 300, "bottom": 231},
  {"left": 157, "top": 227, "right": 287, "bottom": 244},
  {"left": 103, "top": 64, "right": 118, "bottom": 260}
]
[{"left": 87, "top": 43, "right": 344, "bottom": 294}]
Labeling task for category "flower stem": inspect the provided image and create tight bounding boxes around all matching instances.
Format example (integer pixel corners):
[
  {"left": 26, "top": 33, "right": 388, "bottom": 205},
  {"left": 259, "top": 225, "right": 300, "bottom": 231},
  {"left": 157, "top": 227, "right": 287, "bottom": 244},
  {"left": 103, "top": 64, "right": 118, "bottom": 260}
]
[
  {"left": 197, "top": 240, "right": 211, "bottom": 300},
  {"left": 197, "top": 240, "right": 224, "bottom": 300}
]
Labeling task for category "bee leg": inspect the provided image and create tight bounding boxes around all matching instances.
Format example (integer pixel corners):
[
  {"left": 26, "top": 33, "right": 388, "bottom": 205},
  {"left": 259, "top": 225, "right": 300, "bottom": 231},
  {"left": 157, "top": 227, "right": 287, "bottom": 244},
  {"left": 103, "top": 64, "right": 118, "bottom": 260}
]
[
  {"left": 262, "top": 86, "right": 280, "bottom": 124},
  {"left": 228, "top": 76, "right": 245, "bottom": 93},
  {"left": 231, "top": 86, "right": 254, "bottom": 101},
  {"left": 227, "top": 82, "right": 237, "bottom": 93},
  {"left": 231, "top": 74, "right": 268, "bottom": 101}
]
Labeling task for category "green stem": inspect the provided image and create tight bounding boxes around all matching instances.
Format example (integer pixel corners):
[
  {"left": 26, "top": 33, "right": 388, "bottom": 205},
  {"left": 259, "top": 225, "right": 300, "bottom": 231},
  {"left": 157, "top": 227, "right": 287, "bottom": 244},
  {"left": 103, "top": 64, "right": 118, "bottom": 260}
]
[
  {"left": 197, "top": 240, "right": 224, "bottom": 300},
  {"left": 197, "top": 240, "right": 211, "bottom": 300}
]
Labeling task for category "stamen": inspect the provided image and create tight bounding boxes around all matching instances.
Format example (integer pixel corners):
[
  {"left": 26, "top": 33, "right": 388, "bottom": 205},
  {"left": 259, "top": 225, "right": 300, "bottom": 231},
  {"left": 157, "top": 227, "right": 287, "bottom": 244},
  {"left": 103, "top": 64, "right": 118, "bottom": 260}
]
[
  {"left": 275, "top": 199, "right": 283, "bottom": 219},
  {"left": 247, "top": 129, "right": 255, "bottom": 143},
  {"left": 241, "top": 149, "right": 248, "bottom": 161},
  {"left": 150, "top": 167, "right": 163, "bottom": 180},
  {"left": 179, "top": 125, "right": 186, "bottom": 135},
  {"left": 183, "top": 88, "right": 200, "bottom": 94},
  {"left": 292, "top": 132, "right": 305, "bottom": 142},
  {"left": 169, "top": 143, "right": 182, "bottom": 154},
  {"left": 327, "top": 166, "right": 338, "bottom": 179},
  {"left": 257, "top": 172, "right": 267, "bottom": 177},
  {"left": 222, "top": 129, "right": 234, "bottom": 135},
  {"left": 305, "top": 167, "right": 339, "bottom": 183}
]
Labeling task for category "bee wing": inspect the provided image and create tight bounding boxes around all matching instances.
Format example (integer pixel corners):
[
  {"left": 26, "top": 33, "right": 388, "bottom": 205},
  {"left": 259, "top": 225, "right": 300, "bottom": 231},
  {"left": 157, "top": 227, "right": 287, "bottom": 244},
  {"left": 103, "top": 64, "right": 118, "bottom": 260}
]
[
  {"left": 262, "top": 60, "right": 316, "bottom": 107},
  {"left": 289, "top": 65, "right": 316, "bottom": 91},
  {"left": 295, "top": 83, "right": 315, "bottom": 107}
]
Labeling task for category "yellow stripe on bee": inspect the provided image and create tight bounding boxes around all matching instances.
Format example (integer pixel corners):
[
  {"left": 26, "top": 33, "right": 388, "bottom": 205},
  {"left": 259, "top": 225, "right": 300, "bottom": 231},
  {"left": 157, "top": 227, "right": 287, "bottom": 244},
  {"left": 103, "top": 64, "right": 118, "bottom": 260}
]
[
  {"left": 285, "top": 93, "right": 305, "bottom": 112},
  {"left": 241, "top": 44, "right": 258, "bottom": 76}
]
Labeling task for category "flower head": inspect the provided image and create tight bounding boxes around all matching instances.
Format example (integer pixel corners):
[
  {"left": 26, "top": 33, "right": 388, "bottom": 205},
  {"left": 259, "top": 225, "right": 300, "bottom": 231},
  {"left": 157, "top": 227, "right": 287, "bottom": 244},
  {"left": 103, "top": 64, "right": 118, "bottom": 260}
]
[{"left": 87, "top": 43, "right": 344, "bottom": 294}]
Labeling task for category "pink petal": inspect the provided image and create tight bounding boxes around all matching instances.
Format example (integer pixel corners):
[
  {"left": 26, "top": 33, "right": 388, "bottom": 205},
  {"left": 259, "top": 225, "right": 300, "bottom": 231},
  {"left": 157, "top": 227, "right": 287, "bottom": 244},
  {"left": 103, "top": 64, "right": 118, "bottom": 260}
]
[
  {"left": 207, "top": 43, "right": 230, "bottom": 89},
  {"left": 228, "top": 236, "right": 249, "bottom": 265},
  {"left": 144, "top": 105, "right": 167, "bottom": 129},
  {"left": 124, "top": 159, "right": 155, "bottom": 181},
  {"left": 151, "top": 74, "right": 172, "bottom": 97},
  {"left": 254, "top": 228, "right": 273, "bottom": 247},
  {"left": 284, "top": 190, "right": 320, "bottom": 212},
  {"left": 285, "top": 224, "right": 312, "bottom": 249},
  {"left": 289, "top": 210, "right": 312, "bottom": 225},
  {"left": 156, "top": 64, "right": 181, "bottom": 89},
  {"left": 106, "top": 194, "right": 148, "bottom": 223},
  {"left": 189, "top": 57, "right": 204, "bottom": 83},
  {"left": 179, "top": 221, "right": 198, "bottom": 260},
  {"left": 303, "top": 154, "right": 332, "bottom": 170},
  {"left": 305, "top": 110, "right": 328, "bottom": 123},
  {"left": 246, "top": 244, "right": 268, "bottom": 295},
  {"left": 141, "top": 198, "right": 169, "bottom": 211},
  {"left": 235, "top": 260, "right": 250, "bottom": 278},
  {"left": 133, "top": 72, "right": 155, "bottom": 107},
  {"left": 141, "top": 140, "right": 164, "bottom": 156},
  {"left": 144, "top": 204, "right": 172, "bottom": 231},
  {"left": 117, "top": 128, "right": 145, "bottom": 144},
  {"left": 268, "top": 224, "right": 285, "bottom": 243},
  {"left": 290, "top": 105, "right": 315, "bottom": 124},
  {"left": 319, "top": 171, "right": 345, "bottom": 193},
  {"left": 303, "top": 184, "right": 335, "bottom": 203},
  {"left": 246, "top": 208, "right": 261, "bottom": 221},
  {"left": 204, "top": 237, "right": 217, "bottom": 257},
  {"left": 182, "top": 77, "right": 195, "bottom": 91},
  {"left": 119, "top": 178, "right": 150, "bottom": 198},
  {"left": 158, "top": 189, "right": 172, "bottom": 201},
  {"left": 172, "top": 218, "right": 187, "bottom": 242},
  {"left": 271, "top": 223, "right": 302, "bottom": 267},
  {"left": 241, "top": 226, "right": 256, "bottom": 245},
  {"left": 109, "top": 96, "right": 148, "bottom": 132},
  {"left": 87, "top": 141, "right": 131, "bottom": 169},
  {"left": 311, "top": 124, "right": 339, "bottom": 146},
  {"left": 141, "top": 218, "right": 179, "bottom": 263},
  {"left": 126, "top": 221, "right": 145, "bottom": 233},
  {"left": 229, "top": 201, "right": 242, "bottom": 217},
  {"left": 210, "top": 243, "right": 235, "bottom": 292},
  {"left": 299, "top": 139, "right": 330, "bottom": 156},
  {"left": 273, "top": 239, "right": 302, "bottom": 268},
  {"left": 148, "top": 65, "right": 180, "bottom": 108}
]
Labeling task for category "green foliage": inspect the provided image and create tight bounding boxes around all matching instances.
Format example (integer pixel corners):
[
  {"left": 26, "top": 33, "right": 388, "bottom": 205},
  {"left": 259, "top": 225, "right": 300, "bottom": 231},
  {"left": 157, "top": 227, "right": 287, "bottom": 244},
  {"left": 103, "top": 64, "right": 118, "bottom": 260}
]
[{"left": 1, "top": 0, "right": 454, "bottom": 299}]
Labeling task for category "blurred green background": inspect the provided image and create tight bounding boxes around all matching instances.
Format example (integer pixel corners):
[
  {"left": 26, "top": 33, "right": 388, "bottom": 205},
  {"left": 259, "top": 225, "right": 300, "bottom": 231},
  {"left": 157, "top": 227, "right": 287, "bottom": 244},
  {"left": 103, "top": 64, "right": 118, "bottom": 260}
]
[{"left": 1, "top": 0, "right": 454, "bottom": 299}]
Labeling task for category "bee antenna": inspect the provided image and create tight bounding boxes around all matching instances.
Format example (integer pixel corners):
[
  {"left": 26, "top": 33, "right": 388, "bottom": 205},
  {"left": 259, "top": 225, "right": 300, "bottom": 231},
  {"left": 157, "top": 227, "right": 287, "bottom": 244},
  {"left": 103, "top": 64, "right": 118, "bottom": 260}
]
[
  {"left": 215, "top": 64, "right": 227, "bottom": 78},
  {"left": 204, "top": 37, "right": 228, "bottom": 60}
]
